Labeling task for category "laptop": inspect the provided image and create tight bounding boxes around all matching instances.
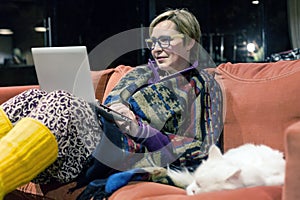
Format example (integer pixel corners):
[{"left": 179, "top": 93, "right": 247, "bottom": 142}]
[
  {"left": 32, "top": 46, "right": 96, "bottom": 103},
  {"left": 31, "top": 46, "right": 131, "bottom": 122}
]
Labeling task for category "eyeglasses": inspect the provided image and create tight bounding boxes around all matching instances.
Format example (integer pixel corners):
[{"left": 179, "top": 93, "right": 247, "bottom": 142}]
[{"left": 145, "top": 34, "right": 184, "bottom": 50}]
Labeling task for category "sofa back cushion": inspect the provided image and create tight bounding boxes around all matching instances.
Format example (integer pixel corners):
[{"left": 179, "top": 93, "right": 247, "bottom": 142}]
[
  {"left": 91, "top": 65, "right": 133, "bottom": 103},
  {"left": 215, "top": 60, "right": 300, "bottom": 152},
  {"left": 0, "top": 85, "right": 39, "bottom": 105}
]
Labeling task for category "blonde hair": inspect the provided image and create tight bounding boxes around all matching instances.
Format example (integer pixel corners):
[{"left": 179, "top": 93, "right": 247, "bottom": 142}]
[{"left": 149, "top": 9, "right": 201, "bottom": 63}]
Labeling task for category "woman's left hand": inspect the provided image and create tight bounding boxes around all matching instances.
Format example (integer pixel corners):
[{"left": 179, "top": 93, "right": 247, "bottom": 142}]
[{"left": 109, "top": 103, "right": 139, "bottom": 137}]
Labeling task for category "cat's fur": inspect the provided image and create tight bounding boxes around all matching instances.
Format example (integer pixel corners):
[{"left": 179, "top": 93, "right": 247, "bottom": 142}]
[{"left": 168, "top": 143, "right": 285, "bottom": 195}]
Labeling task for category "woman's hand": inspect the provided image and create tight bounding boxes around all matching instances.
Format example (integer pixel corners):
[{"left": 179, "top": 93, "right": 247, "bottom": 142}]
[{"left": 109, "top": 103, "right": 139, "bottom": 137}]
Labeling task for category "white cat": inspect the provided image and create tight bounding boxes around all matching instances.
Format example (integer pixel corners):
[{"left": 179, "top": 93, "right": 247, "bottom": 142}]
[{"left": 168, "top": 143, "right": 285, "bottom": 195}]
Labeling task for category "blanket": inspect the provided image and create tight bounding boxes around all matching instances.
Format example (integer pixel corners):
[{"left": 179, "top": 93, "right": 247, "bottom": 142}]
[
  {"left": 76, "top": 61, "right": 223, "bottom": 199},
  {"left": 104, "top": 61, "right": 223, "bottom": 167}
]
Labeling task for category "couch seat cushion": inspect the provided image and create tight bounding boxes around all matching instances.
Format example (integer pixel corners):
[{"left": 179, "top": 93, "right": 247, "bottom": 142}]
[{"left": 110, "top": 182, "right": 282, "bottom": 200}]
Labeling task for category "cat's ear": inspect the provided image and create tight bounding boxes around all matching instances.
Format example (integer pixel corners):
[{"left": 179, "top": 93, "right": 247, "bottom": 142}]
[
  {"left": 208, "top": 145, "right": 223, "bottom": 160},
  {"left": 226, "top": 169, "right": 242, "bottom": 183}
]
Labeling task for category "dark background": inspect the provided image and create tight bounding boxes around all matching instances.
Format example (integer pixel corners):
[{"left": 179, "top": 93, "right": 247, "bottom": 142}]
[{"left": 0, "top": 0, "right": 291, "bottom": 68}]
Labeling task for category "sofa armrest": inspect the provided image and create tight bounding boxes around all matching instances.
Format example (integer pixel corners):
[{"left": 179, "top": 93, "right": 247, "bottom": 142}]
[
  {"left": 0, "top": 85, "right": 39, "bottom": 105},
  {"left": 283, "top": 121, "right": 300, "bottom": 200}
]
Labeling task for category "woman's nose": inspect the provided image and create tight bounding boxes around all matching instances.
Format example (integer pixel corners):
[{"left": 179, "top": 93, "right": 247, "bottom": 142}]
[{"left": 152, "top": 42, "right": 163, "bottom": 51}]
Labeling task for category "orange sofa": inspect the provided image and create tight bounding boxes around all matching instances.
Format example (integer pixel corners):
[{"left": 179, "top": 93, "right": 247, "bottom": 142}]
[{"left": 2, "top": 60, "right": 300, "bottom": 200}]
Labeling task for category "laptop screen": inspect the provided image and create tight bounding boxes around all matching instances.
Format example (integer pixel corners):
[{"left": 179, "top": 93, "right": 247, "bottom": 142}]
[{"left": 32, "top": 46, "right": 96, "bottom": 103}]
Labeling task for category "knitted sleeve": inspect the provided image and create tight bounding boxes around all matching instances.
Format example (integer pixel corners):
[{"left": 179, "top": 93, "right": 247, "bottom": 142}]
[{"left": 132, "top": 123, "right": 171, "bottom": 152}]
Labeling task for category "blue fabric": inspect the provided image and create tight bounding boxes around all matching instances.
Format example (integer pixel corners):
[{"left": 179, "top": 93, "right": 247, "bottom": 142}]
[
  {"left": 76, "top": 178, "right": 108, "bottom": 200},
  {"left": 76, "top": 168, "right": 151, "bottom": 200},
  {"left": 105, "top": 169, "right": 140, "bottom": 194}
]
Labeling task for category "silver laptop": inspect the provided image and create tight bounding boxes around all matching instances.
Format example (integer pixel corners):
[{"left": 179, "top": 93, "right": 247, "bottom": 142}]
[
  {"left": 31, "top": 46, "right": 96, "bottom": 103},
  {"left": 32, "top": 46, "right": 131, "bottom": 122}
]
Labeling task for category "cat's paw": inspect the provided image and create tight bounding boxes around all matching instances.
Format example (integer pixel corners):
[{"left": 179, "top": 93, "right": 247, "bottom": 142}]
[{"left": 186, "top": 181, "right": 201, "bottom": 195}]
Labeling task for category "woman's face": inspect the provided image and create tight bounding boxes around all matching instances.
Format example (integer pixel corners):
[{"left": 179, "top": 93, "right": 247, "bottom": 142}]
[{"left": 150, "top": 20, "right": 191, "bottom": 72}]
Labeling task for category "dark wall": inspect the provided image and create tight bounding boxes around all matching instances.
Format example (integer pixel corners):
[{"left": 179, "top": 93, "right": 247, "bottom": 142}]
[
  {"left": 46, "top": 0, "right": 148, "bottom": 68},
  {"left": 44, "top": 0, "right": 290, "bottom": 65},
  {"left": 0, "top": 65, "right": 37, "bottom": 86},
  {"left": 153, "top": 0, "right": 291, "bottom": 62}
]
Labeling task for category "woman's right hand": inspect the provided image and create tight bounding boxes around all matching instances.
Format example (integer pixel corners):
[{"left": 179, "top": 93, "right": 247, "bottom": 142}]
[{"left": 109, "top": 103, "right": 139, "bottom": 137}]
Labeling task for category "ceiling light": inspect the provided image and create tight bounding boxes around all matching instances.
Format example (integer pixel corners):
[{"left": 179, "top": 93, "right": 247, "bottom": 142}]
[
  {"left": 247, "top": 43, "right": 256, "bottom": 52},
  {"left": 34, "top": 26, "right": 47, "bottom": 32},
  {"left": 0, "top": 28, "right": 13, "bottom": 35},
  {"left": 252, "top": 0, "right": 259, "bottom": 4}
]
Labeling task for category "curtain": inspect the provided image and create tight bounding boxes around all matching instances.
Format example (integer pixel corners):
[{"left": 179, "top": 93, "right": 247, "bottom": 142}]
[{"left": 288, "top": 0, "right": 300, "bottom": 48}]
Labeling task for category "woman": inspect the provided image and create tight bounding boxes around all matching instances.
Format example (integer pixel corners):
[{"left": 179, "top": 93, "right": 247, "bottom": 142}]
[
  {"left": 89, "top": 8, "right": 222, "bottom": 173},
  {"left": 0, "top": 8, "right": 222, "bottom": 199}
]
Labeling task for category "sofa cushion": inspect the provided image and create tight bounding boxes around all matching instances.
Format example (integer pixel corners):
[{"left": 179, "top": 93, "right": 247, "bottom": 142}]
[
  {"left": 91, "top": 65, "right": 133, "bottom": 103},
  {"left": 215, "top": 60, "right": 300, "bottom": 152},
  {"left": 0, "top": 85, "right": 39, "bottom": 105},
  {"left": 283, "top": 121, "right": 300, "bottom": 200},
  {"left": 110, "top": 182, "right": 282, "bottom": 200}
]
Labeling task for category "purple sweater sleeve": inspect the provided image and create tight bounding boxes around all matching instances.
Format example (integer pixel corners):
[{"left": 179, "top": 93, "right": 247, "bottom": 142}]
[{"left": 131, "top": 123, "right": 171, "bottom": 152}]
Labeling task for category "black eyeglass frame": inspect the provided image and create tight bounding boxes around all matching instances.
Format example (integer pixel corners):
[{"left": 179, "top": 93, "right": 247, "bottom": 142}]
[{"left": 145, "top": 33, "right": 184, "bottom": 50}]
